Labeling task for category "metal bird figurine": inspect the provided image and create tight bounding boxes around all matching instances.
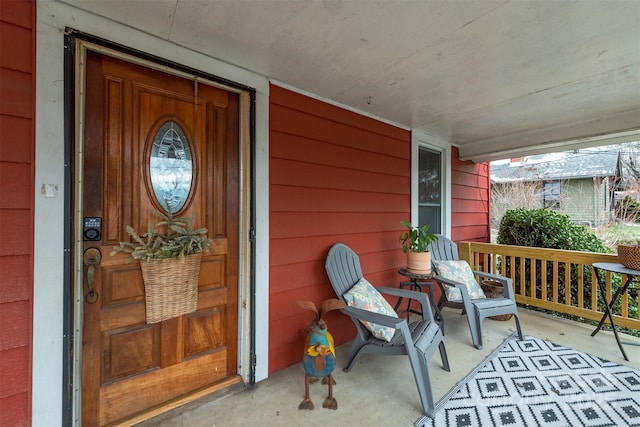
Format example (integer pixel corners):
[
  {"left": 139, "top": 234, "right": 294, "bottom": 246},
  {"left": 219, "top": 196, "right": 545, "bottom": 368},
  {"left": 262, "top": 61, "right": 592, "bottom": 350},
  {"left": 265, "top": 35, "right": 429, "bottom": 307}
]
[{"left": 297, "top": 298, "right": 345, "bottom": 410}]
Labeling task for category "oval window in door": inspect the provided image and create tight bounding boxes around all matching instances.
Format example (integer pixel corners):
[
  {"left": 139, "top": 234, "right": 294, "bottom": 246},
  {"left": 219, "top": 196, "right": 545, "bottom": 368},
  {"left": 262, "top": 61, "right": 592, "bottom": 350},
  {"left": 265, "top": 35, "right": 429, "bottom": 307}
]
[{"left": 149, "top": 120, "right": 193, "bottom": 213}]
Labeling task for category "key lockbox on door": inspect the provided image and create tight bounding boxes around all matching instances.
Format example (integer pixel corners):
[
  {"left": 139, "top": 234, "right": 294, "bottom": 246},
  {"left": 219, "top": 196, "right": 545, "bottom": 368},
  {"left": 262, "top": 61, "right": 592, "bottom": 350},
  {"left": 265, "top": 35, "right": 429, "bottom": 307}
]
[{"left": 83, "top": 217, "right": 102, "bottom": 241}]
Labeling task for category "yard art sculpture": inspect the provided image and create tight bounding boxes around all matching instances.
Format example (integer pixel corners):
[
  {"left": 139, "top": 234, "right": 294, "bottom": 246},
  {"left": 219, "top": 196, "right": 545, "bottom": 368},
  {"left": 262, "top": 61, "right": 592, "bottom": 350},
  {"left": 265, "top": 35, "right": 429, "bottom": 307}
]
[{"left": 297, "top": 299, "right": 345, "bottom": 410}]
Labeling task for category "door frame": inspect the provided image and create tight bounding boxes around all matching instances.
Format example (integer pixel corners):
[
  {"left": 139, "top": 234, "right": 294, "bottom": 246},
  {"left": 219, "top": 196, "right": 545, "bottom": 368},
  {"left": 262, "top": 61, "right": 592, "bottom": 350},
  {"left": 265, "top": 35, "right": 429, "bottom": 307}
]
[{"left": 63, "top": 32, "right": 256, "bottom": 424}]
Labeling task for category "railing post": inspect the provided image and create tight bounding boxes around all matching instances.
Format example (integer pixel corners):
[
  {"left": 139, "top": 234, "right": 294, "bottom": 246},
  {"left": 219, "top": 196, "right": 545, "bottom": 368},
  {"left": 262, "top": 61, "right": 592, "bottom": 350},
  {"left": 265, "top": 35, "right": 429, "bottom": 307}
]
[{"left": 458, "top": 242, "right": 473, "bottom": 267}]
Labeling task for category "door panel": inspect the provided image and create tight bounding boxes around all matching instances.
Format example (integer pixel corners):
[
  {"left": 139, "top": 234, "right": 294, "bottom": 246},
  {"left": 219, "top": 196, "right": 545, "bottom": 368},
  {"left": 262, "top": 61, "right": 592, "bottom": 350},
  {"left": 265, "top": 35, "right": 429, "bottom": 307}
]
[{"left": 81, "top": 50, "right": 239, "bottom": 425}]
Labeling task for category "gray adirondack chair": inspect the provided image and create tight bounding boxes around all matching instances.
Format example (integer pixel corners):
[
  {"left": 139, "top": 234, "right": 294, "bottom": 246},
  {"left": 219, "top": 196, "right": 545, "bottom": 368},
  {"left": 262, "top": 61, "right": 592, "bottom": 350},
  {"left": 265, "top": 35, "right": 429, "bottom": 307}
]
[
  {"left": 325, "top": 243, "right": 449, "bottom": 417},
  {"left": 427, "top": 235, "right": 523, "bottom": 349}
]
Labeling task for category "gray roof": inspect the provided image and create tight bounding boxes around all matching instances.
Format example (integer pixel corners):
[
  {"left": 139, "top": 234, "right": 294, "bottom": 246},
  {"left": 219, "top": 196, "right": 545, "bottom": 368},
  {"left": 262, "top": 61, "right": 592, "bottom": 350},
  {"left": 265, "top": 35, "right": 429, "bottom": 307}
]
[{"left": 491, "top": 150, "right": 621, "bottom": 183}]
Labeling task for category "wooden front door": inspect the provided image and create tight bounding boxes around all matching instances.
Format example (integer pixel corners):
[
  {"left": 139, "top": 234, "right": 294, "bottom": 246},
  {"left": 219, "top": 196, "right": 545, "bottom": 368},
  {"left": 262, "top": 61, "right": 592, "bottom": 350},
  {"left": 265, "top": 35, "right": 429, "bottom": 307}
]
[{"left": 81, "top": 50, "right": 240, "bottom": 426}]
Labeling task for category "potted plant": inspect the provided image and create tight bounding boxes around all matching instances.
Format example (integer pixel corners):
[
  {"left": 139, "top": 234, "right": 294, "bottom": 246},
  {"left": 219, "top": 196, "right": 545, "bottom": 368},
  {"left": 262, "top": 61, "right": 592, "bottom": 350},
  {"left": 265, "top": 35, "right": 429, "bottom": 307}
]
[
  {"left": 399, "top": 220, "right": 437, "bottom": 274},
  {"left": 111, "top": 210, "right": 210, "bottom": 323}
]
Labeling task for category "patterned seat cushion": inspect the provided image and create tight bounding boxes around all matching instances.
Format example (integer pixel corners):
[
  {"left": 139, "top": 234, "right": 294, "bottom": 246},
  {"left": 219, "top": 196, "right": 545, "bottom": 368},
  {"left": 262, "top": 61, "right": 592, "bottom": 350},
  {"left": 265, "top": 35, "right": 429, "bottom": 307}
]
[
  {"left": 343, "top": 277, "right": 398, "bottom": 342},
  {"left": 433, "top": 260, "right": 486, "bottom": 302}
]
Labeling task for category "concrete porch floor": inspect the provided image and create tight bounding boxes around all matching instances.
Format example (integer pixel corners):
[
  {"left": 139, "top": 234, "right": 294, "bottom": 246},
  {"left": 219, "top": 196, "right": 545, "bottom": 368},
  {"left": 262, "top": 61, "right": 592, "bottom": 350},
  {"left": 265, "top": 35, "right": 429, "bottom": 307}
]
[{"left": 140, "top": 307, "right": 640, "bottom": 427}]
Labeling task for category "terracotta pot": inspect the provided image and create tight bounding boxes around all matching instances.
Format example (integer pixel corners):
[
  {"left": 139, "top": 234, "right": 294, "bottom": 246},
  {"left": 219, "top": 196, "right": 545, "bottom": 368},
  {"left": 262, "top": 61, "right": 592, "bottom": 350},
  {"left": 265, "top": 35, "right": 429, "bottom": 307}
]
[{"left": 406, "top": 250, "right": 431, "bottom": 274}]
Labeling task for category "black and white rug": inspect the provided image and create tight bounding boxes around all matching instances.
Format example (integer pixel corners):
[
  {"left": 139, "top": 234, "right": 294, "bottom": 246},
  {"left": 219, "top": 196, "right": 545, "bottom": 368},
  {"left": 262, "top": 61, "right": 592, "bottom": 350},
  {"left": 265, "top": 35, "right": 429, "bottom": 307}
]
[{"left": 416, "top": 334, "right": 640, "bottom": 427}]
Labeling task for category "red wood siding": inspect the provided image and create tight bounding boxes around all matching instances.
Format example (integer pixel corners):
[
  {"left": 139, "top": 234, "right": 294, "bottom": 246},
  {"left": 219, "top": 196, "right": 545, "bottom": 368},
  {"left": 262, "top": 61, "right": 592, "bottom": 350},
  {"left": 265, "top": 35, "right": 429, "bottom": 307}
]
[
  {"left": 269, "top": 85, "right": 411, "bottom": 374},
  {"left": 0, "top": 0, "right": 34, "bottom": 425},
  {"left": 451, "top": 146, "right": 491, "bottom": 243}
]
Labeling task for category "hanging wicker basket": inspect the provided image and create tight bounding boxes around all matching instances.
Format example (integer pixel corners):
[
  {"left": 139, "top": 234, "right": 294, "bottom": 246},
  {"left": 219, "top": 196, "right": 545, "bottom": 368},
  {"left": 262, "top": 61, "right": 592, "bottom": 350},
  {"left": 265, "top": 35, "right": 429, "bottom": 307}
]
[
  {"left": 140, "top": 253, "right": 202, "bottom": 324},
  {"left": 617, "top": 244, "right": 640, "bottom": 270}
]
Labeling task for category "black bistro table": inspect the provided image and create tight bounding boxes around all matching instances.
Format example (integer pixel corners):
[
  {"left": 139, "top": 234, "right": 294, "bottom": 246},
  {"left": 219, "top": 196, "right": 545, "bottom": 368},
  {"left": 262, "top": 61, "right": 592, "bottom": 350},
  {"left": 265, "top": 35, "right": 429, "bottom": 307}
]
[
  {"left": 591, "top": 262, "right": 639, "bottom": 361},
  {"left": 396, "top": 268, "right": 444, "bottom": 332}
]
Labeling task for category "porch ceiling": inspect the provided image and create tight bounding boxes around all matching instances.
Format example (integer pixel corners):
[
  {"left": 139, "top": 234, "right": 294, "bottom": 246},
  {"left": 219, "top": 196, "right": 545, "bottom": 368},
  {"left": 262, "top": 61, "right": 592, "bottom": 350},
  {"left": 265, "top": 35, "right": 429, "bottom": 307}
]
[{"left": 61, "top": 0, "right": 640, "bottom": 162}]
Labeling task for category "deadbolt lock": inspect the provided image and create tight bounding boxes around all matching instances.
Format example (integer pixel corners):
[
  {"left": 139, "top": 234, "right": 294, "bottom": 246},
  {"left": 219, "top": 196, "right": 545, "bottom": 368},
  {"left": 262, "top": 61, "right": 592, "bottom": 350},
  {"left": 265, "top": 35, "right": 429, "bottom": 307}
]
[{"left": 84, "top": 247, "right": 102, "bottom": 266}]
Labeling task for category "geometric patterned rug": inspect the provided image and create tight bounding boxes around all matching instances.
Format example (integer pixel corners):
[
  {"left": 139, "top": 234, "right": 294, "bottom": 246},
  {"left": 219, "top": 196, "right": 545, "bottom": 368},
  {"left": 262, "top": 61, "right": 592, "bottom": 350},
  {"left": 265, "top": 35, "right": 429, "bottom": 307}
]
[{"left": 415, "top": 334, "right": 640, "bottom": 427}]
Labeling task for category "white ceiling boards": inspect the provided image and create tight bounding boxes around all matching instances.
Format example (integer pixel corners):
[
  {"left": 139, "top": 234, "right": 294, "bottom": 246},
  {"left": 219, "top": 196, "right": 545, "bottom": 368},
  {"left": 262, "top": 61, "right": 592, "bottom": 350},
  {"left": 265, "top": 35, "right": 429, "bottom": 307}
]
[{"left": 61, "top": 0, "right": 640, "bottom": 161}]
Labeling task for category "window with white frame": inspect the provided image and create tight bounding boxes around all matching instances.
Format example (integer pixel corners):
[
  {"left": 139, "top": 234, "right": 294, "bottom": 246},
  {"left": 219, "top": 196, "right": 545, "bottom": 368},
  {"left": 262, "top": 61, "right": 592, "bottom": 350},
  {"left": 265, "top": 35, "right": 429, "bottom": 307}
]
[{"left": 418, "top": 147, "right": 442, "bottom": 234}]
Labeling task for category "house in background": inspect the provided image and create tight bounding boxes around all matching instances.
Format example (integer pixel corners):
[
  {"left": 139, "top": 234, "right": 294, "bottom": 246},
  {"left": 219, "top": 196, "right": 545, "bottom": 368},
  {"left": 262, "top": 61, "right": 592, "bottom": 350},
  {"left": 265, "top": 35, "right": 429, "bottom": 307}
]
[
  {"left": 490, "top": 145, "right": 640, "bottom": 227},
  {"left": 1, "top": 1, "right": 639, "bottom": 426}
]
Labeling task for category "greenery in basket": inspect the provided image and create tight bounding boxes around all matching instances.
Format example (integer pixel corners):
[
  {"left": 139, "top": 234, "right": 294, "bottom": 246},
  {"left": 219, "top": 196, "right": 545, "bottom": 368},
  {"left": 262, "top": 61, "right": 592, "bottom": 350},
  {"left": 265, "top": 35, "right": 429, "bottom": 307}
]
[
  {"left": 399, "top": 220, "right": 437, "bottom": 253},
  {"left": 111, "top": 210, "right": 210, "bottom": 262}
]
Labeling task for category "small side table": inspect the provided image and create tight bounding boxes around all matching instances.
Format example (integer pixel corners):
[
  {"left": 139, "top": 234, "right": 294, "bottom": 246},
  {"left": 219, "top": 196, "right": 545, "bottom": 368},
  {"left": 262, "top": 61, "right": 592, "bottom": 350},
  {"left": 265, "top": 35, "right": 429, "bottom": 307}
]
[
  {"left": 396, "top": 268, "right": 444, "bottom": 332},
  {"left": 591, "top": 262, "right": 639, "bottom": 361}
]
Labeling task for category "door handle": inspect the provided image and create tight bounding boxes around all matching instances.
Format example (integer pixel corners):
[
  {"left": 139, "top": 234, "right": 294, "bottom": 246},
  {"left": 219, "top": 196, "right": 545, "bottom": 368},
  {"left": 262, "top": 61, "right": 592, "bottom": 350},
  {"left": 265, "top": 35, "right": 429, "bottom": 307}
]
[{"left": 84, "top": 248, "right": 102, "bottom": 304}]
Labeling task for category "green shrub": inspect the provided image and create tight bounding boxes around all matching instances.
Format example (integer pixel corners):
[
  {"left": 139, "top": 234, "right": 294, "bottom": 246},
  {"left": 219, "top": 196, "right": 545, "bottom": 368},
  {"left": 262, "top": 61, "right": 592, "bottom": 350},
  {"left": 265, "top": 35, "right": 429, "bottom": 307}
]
[
  {"left": 498, "top": 208, "right": 610, "bottom": 253},
  {"left": 497, "top": 208, "right": 612, "bottom": 310}
]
